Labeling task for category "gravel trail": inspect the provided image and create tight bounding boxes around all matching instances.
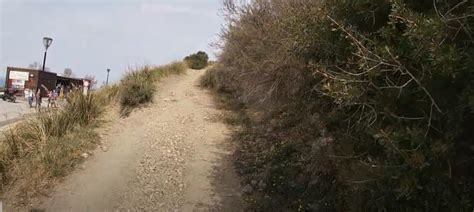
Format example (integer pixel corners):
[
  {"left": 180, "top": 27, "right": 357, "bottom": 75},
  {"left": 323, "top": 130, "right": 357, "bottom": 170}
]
[{"left": 32, "top": 69, "right": 243, "bottom": 211}]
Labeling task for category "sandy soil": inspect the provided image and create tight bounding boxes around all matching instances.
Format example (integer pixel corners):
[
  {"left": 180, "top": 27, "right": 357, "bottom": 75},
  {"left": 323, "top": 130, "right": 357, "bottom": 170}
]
[{"left": 20, "top": 69, "right": 243, "bottom": 211}]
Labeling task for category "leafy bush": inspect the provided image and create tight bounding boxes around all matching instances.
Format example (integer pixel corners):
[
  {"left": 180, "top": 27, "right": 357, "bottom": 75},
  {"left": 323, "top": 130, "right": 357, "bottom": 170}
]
[
  {"left": 206, "top": 0, "right": 474, "bottom": 210},
  {"left": 184, "top": 51, "right": 209, "bottom": 70}
]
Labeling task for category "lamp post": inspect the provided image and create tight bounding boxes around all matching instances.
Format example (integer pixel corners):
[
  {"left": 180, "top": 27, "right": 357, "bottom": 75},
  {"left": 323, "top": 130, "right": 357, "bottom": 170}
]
[
  {"left": 106, "top": 69, "right": 110, "bottom": 86},
  {"left": 42, "top": 37, "right": 53, "bottom": 72}
]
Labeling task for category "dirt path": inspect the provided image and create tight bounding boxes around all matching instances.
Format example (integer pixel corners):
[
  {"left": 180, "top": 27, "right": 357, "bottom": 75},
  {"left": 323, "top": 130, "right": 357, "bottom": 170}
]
[{"left": 30, "top": 69, "right": 243, "bottom": 211}]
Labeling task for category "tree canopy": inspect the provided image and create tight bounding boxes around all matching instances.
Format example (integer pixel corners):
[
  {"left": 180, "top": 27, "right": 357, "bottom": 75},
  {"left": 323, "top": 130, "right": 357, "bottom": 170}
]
[{"left": 184, "top": 51, "right": 209, "bottom": 70}]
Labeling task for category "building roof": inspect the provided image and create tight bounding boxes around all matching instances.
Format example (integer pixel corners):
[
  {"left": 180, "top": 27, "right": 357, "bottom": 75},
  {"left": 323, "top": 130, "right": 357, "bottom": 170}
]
[
  {"left": 7, "top": 66, "right": 56, "bottom": 75},
  {"left": 7, "top": 66, "right": 86, "bottom": 81},
  {"left": 57, "top": 75, "right": 84, "bottom": 81}
]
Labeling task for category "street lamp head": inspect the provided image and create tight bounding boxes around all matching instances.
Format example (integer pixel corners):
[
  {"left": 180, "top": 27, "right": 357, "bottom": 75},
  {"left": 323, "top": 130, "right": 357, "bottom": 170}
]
[
  {"left": 107, "top": 68, "right": 110, "bottom": 73},
  {"left": 43, "top": 37, "right": 53, "bottom": 50}
]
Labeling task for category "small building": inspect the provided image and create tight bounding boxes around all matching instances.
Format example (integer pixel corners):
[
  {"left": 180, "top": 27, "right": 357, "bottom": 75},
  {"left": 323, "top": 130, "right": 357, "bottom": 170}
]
[{"left": 4, "top": 66, "right": 90, "bottom": 97}]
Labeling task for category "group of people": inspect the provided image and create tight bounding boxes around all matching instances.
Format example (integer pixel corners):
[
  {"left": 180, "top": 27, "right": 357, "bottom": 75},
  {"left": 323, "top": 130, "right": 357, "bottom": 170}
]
[{"left": 27, "top": 85, "right": 63, "bottom": 110}]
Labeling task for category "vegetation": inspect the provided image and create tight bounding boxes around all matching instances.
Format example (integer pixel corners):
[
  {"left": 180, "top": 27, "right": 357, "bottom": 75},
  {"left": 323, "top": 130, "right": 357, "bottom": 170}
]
[
  {"left": 184, "top": 51, "right": 209, "bottom": 70},
  {"left": 63, "top": 68, "right": 74, "bottom": 77},
  {"left": 119, "top": 62, "right": 187, "bottom": 116},
  {"left": 0, "top": 91, "right": 103, "bottom": 205},
  {"left": 203, "top": 0, "right": 474, "bottom": 210},
  {"left": 96, "top": 84, "right": 120, "bottom": 105},
  {"left": 28, "top": 62, "right": 50, "bottom": 71}
]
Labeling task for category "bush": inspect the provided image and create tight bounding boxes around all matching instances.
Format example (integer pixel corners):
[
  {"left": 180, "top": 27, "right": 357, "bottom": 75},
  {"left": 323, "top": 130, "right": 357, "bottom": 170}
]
[
  {"left": 184, "top": 51, "right": 209, "bottom": 70},
  {"left": 207, "top": 0, "right": 474, "bottom": 210}
]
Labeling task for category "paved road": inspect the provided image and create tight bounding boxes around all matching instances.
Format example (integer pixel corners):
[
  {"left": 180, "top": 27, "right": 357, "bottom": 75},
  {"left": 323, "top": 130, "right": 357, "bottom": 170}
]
[{"left": 0, "top": 98, "right": 35, "bottom": 127}]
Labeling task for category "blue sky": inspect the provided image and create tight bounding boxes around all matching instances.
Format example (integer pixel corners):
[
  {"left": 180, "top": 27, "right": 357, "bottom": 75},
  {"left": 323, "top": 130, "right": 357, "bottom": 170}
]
[{"left": 0, "top": 0, "right": 223, "bottom": 86}]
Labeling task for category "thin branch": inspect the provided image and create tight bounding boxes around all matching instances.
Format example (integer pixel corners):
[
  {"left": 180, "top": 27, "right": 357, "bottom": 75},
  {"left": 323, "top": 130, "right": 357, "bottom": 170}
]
[
  {"left": 345, "top": 179, "right": 377, "bottom": 184},
  {"left": 447, "top": 14, "right": 474, "bottom": 21},
  {"left": 335, "top": 63, "right": 381, "bottom": 77},
  {"left": 326, "top": 152, "right": 367, "bottom": 159},
  {"left": 385, "top": 49, "right": 443, "bottom": 113},
  {"left": 444, "top": 0, "right": 468, "bottom": 17},
  {"left": 389, "top": 112, "right": 425, "bottom": 121},
  {"left": 425, "top": 104, "right": 434, "bottom": 137},
  {"left": 433, "top": 0, "right": 445, "bottom": 19}
]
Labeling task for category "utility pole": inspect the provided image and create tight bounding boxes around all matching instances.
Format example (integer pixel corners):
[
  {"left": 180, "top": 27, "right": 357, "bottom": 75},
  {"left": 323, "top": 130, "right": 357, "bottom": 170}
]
[{"left": 106, "top": 68, "right": 110, "bottom": 86}]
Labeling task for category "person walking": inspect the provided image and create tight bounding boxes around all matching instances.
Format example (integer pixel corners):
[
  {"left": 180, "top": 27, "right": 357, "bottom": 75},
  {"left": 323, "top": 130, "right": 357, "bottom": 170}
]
[
  {"left": 35, "top": 88, "right": 42, "bottom": 111},
  {"left": 27, "top": 89, "right": 34, "bottom": 108},
  {"left": 47, "top": 90, "right": 52, "bottom": 108},
  {"left": 60, "top": 86, "right": 64, "bottom": 99},
  {"left": 51, "top": 89, "right": 58, "bottom": 108}
]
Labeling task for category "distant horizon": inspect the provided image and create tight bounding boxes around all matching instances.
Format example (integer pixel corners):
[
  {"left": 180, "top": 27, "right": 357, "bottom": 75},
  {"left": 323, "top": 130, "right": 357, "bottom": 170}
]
[
  {"left": 0, "top": 59, "right": 192, "bottom": 88},
  {"left": 1, "top": 0, "right": 224, "bottom": 85}
]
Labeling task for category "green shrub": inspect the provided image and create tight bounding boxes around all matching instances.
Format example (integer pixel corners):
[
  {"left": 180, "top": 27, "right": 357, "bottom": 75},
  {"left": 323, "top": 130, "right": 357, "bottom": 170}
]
[
  {"left": 210, "top": 0, "right": 474, "bottom": 210},
  {"left": 184, "top": 51, "right": 209, "bottom": 70}
]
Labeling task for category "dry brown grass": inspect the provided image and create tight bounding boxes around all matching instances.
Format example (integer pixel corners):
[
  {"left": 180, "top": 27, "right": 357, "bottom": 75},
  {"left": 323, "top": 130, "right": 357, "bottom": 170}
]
[
  {"left": 0, "top": 91, "right": 103, "bottom": 206},
  {"left": 119, "top": 62, "right": 187, "bottom": 116}
]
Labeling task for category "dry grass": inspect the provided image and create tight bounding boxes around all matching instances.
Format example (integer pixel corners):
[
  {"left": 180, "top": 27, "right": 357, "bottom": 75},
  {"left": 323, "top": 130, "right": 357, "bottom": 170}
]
[
  {"left": 200, "top": 66, "right": 218, "bottom": 89},
  {"left": 119, "top": 62, "right": 187, "bottom": 116},
  {"left": 0, "top": 91, "right": 103, "bottom": 206},
  {"left": 96, "top": 84, "right": 120, "bottom": 105}
]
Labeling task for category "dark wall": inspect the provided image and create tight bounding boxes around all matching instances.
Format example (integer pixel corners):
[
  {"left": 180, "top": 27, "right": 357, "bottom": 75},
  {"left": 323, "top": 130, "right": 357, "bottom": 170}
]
[{"left": 37, "top": 71, "right": 57, "bottom": 97}]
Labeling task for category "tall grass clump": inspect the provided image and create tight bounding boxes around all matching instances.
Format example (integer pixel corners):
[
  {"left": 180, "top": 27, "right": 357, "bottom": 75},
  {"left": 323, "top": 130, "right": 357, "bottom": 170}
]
[
  {"left": 0, "top": 91, "right": 103, "bottom": 205},
  {"left": 119, "top": 62, "right": 186, "bottom": 116},
  {"left": 205, "top": 0, "right": 474, "bottom": 210},
  {"left": 96, "top": 84, "right": 120, "bottom": 105},
  {"left": 119, "top": 68, "right": 155, "bottom": 116},
  {"left": 200, "top": 66, "right": 219, "bottom": 89}
]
